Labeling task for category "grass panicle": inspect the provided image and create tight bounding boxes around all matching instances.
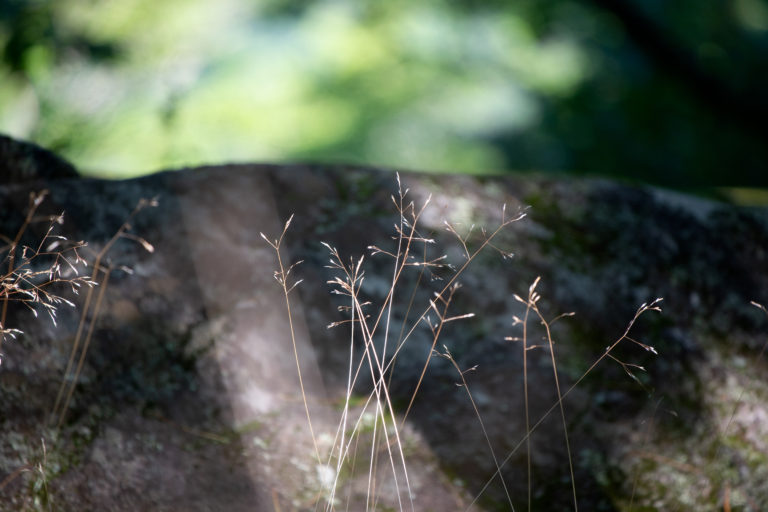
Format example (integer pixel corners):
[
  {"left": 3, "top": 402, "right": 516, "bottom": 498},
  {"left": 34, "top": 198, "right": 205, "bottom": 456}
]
[
  {"left": 1, "top": 192, "right": 156, "bottom": 507},
  {"left": 263, "top": 175, "right": 534, "bottom": 510},
  {"left": 9, "top": 175, "right": 763, "bottom": 510},
  {"left": 0, "top": 190, "right": 92, "bottom": 361},
  {"left": 262, "top": 176, "right": 678, "bottom": 512}
]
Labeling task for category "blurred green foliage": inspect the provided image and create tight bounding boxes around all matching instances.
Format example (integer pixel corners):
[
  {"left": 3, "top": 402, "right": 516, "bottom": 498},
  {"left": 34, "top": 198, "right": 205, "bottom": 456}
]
[{"left": 0, "top": 0, "right": 766, "bottom": 185}]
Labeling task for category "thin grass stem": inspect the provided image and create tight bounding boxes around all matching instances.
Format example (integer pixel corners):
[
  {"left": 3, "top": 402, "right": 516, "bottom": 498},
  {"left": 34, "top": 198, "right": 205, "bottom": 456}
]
[
  {"left": 439, "top": 346, "right": 515, "bottom": 511},
  {"left": 466, "top": 299, "right": 662, "bottom": 510}
]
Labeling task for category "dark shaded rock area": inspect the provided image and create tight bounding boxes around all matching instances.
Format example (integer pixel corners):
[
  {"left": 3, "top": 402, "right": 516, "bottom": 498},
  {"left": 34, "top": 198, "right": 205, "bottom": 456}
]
[
  {"left": 1, "top": 137, "right": 767, "bottom": 511},
  {"left": 0, "top": 135, "right": 79, "bottom": 184}
]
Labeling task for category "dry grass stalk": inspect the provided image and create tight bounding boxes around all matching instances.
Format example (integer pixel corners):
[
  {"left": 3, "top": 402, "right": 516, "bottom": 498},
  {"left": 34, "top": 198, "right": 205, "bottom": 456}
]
[
  {"left": 437, "top": 345, "right": 515, "bottom": 510},
  {"left": 508, "top": 277, "right": 578, "bottom": 511},
  {"left": 262, "top": 175, "right": 674, "bottom": 511},
  {"left": 260, "top": 215, "right": 322, "bottom": 466},
  {"left": 50, "top": 197, "right": 157, "bottom": 430},
  {"left": 468, "top": 298, "right": 662, "bottom": 510},
  {"left": 263, "top": 174, "right": 527, "bottom": 511},
  {"left": 2, "top": 192, "right": 155, "bottom": 506},
  {"left": 0, "top": 190, "right": 92, "bottom": 362}
]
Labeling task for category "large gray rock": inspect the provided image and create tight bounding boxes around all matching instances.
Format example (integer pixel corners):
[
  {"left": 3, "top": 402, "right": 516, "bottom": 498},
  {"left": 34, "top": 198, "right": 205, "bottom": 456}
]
[{"left": 1, "top": 138, "right": 767, "bottom": 511}]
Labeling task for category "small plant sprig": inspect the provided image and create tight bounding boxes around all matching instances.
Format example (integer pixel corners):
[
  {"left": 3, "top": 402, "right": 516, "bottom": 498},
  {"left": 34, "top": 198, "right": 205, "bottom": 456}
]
[
  {"left": 260, "top": 215, "right": 322, "bottom": 466},
  {"left": 260, "top": 172, "right": 674, "bottom": 512},
  {"left": 0, "top": 192, "right": 156, "bottom": 507},
  {"left": 263, "top": 174, "right": 528, "bottom": 511},
  {"left": 327, "top": 180, "right": 526, "bottom": 512},
  {"left": 467, "top": 297, "right": 663, "bottom": 510},
  {"left": 507, "top": 277, "right": 577, "bottom": 511},
  {"left": 0, "top": 438, "right": 52, "bottom": 511},
  {"left": 0, "top": 190, "right": 93, "bottom": 364},
  {"left": 261, "top": 174, "right": 672, "bottom": 512},
  {"left": 50, "top": 196, "right": 158, "bottom": 430}
]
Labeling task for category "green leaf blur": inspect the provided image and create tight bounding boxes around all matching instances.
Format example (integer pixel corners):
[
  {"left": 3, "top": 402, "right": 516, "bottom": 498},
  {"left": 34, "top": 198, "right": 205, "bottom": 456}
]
[{"left": 1, "top": 0, "right": 766, "bottom": 186}]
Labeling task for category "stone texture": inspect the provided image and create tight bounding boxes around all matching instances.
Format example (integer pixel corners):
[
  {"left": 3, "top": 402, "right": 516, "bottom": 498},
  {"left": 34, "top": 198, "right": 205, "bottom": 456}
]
[{"left": 0, "top": 137, "right": 767, "bottom": 511}]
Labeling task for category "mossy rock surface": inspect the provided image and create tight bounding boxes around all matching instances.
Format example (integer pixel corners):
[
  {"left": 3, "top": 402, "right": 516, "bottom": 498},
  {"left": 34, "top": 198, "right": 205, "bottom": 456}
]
[{"left": 1, "top": 136, "right": 767, "bottom": 511}]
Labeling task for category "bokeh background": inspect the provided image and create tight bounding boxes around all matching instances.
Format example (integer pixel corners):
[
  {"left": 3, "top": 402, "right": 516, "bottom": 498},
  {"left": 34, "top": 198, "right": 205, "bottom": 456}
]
[{"left": 1, "top": 0, "right": 767, "bottom": 187}]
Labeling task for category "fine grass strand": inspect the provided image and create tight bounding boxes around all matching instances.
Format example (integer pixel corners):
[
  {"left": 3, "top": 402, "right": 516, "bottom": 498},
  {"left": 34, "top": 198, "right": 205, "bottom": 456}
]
[
  {"left": 370, "top": 176, "right": 412, "bottom": 512},
  {"left": 321, "top": 180, "right": 462, "bottom": 510},
  {"left": 1, "top": 191, "right": 91, "bottom": 357},
  {"left": 521, "top": 284, "right": 533, "bottom": 512},
  {"left": 466, "top": 299, "right": 663, "bottom": 510},
  {"left": 325, "top": 280, "right": 359, "bottom": 510},
  {"left": 438, "top": 346, "right": 515, "bottom": 511},
  {"left": 387, "top": 210, "right": 527, "bottom": 426},
  {"left": 400, "top": 283, "right": 462, "bottom": 428},
  {"left": 1, "top": 191, "right": 48, "bottom": 349},
  {"left": 528, "top": 282, "right": 578, "bottom": 511},
  {"left": 331, "top": 188, "right": 522, "bottom": 510},
  {"left": 261, "top": 214, "right": 322, "bottom": 466},
  {"left": 316, "top": 184, "right": 454, "bottom": 509},
  {"left": 50, "top": 197, "right": 157, "bottom": 430},
  {"left": 351, "top": 273, "right": 412, "bottom": 512},
  {"left": 55, "top": 264, "right": 112, "bottom": 430},
  {"left": 269, "top": 178, "right": 606, "bottom": 511},
  {"left": 323, "top": 247, "right": 408, "bottom": 511}
]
